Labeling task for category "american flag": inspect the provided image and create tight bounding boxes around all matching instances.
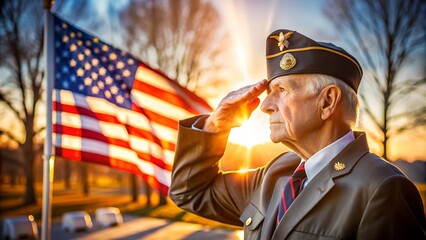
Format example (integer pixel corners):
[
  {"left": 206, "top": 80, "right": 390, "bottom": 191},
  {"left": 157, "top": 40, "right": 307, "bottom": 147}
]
[{"left": 52, "top": 14, "right": 212, "bottom": 195}]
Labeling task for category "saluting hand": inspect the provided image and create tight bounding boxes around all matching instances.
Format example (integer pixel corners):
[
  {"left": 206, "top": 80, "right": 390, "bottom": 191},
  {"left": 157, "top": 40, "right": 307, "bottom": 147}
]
[{"left": 203, "top": 79, "right": 268, "bottom": 132}]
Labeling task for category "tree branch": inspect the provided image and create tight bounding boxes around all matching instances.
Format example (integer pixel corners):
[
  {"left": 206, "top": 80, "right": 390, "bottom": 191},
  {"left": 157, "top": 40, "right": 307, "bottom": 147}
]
[
  {"left": 360, "top": 93, "right": 383, "bottom": 130},
  {"left": 391, "top": 77, "right": 426, "bottom": 99},
  {"left": 0, "top": 129, "right": 22, "bottom": 145},
  {"left": 0, "top": 89, "right": 22, "bottom": 121},
  {"left": 34, "top": 126, "right": 45, "bottom": 136}
]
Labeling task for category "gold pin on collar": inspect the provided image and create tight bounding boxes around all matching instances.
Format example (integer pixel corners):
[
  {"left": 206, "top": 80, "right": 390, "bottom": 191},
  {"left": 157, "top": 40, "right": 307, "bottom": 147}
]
[{"left": 334, "top": 162, "right": 346, "bottom": 171}]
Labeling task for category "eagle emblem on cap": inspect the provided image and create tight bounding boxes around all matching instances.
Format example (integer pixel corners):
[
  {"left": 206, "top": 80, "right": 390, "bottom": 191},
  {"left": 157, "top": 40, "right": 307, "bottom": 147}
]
[{"left": 270, "top": 31, "right": 293, "bottom": 51}]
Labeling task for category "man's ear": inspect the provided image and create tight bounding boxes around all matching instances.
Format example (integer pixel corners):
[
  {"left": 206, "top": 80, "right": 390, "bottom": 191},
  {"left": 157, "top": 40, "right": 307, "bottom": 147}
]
[{"left": 319, "top": 85, "right": 341, "bottom": 120}]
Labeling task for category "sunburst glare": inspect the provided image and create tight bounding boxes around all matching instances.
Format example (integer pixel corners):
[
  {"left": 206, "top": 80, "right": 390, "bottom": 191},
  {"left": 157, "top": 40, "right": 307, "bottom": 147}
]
[{"left": 218, "top": 0, "right": 277, "bottom": 149}]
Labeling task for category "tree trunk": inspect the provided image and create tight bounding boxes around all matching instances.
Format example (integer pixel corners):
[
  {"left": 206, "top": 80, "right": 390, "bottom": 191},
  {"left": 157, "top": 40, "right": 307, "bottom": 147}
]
[
  {"left": 130, "top": 174, "right": 138, "bottom": 202},
  {"left": 142, "top": 179, "right": 152, "bottom": 207},
  {"left": 158, "top": 194, "right": 167, "bottom": 206},
  {"left": 81, "top": 163, "right": 89, "bottom": 195},
  {"left": 64, "top": 160, "right": 71, "bottom": 190},
  {"left": 10, "top": 169, "right": 18, "bottom": 187},
  {"left": 11, "top": 175, "right": 16, "bottom": 187},
  {"left": 23, "top": 145, "right": 36, "bottom": 205}
]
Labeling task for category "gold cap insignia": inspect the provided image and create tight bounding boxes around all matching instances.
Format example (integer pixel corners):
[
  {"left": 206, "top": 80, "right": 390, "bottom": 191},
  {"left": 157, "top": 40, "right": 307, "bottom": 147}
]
[
  {"left": 334, "top": 162, "right": 346, "bottom": 171},
  {"left": 270, "top": 31, "right": 294, "bottom": 51},
  {"left": 280, "top": 53, "right": 296, "bottom": 70}
]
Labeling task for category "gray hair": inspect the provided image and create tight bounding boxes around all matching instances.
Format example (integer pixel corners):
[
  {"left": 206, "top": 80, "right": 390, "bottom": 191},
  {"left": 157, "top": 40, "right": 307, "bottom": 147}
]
[{"left": 305, "top": 74, "right": 359, "bottom": 127}]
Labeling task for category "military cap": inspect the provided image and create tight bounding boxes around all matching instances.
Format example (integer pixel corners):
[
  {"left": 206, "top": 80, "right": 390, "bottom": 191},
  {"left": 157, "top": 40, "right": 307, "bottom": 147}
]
[{"left": 266, "top": 29, "right": 363, "bottom": 92}]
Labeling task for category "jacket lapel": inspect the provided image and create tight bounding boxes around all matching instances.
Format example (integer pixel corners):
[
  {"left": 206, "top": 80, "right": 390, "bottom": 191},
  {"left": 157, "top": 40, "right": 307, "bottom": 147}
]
[
  {"left": 260, "top": 176, "right": 289, "bottom": 240},
  {"left": 240, "top": 152, "right": 300, "bottom": 240},
  {"left": 272, "top": 166, "right": 335, "bottom": 240},
  {"left": 272, "top": 132, "right": 369, "bottom": 240}
]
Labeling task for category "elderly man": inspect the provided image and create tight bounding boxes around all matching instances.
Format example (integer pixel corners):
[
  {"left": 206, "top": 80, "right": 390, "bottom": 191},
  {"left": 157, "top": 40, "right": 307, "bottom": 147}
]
[{"left": 169, "top": 29, "right": 426, "bottom": 239}]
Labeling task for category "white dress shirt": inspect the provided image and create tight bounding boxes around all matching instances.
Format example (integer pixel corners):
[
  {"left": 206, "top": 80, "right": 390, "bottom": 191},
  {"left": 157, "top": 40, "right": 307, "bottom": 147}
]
[{"left": 303, "top": 131, "right": 355, "bottom": 187}]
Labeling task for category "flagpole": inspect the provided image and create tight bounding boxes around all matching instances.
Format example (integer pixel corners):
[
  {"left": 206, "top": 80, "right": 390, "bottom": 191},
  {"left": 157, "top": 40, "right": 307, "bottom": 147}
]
[{"left": 42, "top": 0, "right": 55, "bottom": 239}]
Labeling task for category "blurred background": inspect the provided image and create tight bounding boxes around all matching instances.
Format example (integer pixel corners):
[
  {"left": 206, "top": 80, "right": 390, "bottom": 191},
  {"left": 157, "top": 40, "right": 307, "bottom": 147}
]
[{"left": 0, "top": 0, "right": 425, "bottom": 239}]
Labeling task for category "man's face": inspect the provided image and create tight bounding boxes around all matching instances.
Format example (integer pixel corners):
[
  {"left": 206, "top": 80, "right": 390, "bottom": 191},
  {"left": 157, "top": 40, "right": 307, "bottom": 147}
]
[{"left": 260, "top": 74, "right": 321, "bottom": 145}]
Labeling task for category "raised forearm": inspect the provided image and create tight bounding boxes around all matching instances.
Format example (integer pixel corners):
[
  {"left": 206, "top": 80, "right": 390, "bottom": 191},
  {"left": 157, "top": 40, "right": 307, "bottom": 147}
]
[{"left": 169, "top": 116, "right": 266, "bottom": 225}]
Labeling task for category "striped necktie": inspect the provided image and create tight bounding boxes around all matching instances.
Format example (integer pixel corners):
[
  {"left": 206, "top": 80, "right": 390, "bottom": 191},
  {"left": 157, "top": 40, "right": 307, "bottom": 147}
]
[{"left": 276, "top": 162, "right": 307, "bottom": 224}]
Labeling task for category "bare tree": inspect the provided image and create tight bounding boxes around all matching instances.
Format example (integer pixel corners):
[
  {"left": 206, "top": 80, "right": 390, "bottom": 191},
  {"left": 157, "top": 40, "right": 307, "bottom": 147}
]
[
  {"left": 0, "top": 0, "right": 44, "bottom": 204},
  {"left": 119, "top": 0, "right": 228, "bottom": 205},
  {"left": 120, "top": 0, "right": 227, "bottom": 90},
  {"left": 325, "top": 0, "right": 426, "bottom": 159}
]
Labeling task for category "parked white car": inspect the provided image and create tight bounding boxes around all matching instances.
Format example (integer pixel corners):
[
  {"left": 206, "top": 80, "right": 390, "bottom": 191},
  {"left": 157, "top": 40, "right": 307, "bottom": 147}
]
[
  {"left": 95, "top": 207, "right": 123, "bottom": 227},
  {"left": 2, "top": 215, "right": 38, "bottom": 240},
  {"left": 61, "top": 211, "right": 93, "bottom": 232}
]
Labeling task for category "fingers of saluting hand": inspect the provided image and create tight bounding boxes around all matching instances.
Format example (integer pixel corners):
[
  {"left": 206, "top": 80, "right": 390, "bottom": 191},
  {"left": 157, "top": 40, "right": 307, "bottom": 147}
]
[
  {"left": 203, "top": 79, "right": 268, "bottom": 133},
  {"left": 242, "top": 79, "right": 269, "bottom": 101},
  {"left": 223, "top": 79, "right": 268, "bottom": 105}
]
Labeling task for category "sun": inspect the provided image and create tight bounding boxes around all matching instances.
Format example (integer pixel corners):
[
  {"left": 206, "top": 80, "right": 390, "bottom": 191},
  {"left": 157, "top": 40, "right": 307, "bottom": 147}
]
[{"left": 228, "top": 109, "right": 271, "bottom": 148}]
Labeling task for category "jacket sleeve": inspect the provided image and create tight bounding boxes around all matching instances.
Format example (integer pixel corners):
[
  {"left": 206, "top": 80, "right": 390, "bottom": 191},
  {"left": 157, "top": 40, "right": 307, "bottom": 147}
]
[
  {"left": 357, "top": 175, "right": 426, "bottom": 239},
  {"left": 169, "top": 116, "right": 268, "bottom": 226}
]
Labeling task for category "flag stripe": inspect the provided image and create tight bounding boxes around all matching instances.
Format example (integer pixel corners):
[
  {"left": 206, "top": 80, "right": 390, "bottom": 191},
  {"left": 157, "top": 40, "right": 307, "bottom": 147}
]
[
  {"left": 53, "top": 124, "right": 172, "bottom": 170},
  {"left": 55, "top": 147, "right": 171, "bottom": 188},
  {"left": 54, "top": 124, "right": 129, "bottom": 149},
  {"left": 131, "top": 102, "right": 179, "bottom": 131},
  {"left": 54, "top": 134, "right": 171, "bottom": 185},
  {"left": 126, "top": 123, "right": 176, "bottom": 151},
  {"left": 132, "top": 90, "right": 196, "bottom": 121},
  {"left": 52, "top": 105, "right": 165, "bottom": 147},
  {"left": 53, "top": 101, "right": 119, "bottom": 123},
  {"left": 53, "top": 95, "right": 178, "bottom": 150},
  {"left": 135, "top": 64, "right": 212, "bottom": 112},
  {"left": 54, "top": 90, "right": 161, "bottom": 130},
  {"left": 53, "top": 101, "right": 176, "bottom": 149},
  {"left": 133, "top": 79, "right": 200, "bottom": 114},
  {"left": 54, "top": 88, "right": 180, "bottom": 134}
]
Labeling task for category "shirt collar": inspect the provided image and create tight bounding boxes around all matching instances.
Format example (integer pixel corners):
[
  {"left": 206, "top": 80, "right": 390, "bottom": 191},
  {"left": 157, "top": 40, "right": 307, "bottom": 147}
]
[{"left": 303, "top": 131, "right": 355, "bottom": 185}]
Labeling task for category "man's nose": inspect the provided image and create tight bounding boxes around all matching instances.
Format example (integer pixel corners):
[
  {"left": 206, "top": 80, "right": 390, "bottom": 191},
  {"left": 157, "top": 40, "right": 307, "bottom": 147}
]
[{"left": 260, "top": 96, "right": 276, "bottom": 115}]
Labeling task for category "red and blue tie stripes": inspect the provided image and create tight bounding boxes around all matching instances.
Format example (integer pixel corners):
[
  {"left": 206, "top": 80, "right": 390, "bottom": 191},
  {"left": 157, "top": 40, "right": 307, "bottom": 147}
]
[{"left": 277, "top": 162, "right": 307, "bottom": 224}]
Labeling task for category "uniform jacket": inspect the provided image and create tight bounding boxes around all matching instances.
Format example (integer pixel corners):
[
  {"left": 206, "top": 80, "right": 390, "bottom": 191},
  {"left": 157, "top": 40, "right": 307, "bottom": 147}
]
[{"left": 169, "top": 116, "right": 426, "bottom": 240}]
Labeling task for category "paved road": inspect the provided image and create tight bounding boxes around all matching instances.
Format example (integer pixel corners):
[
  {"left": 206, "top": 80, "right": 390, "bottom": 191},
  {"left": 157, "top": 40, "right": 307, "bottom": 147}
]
[{"left": 48, "top": 215, "right": 243, "bottom": 240}]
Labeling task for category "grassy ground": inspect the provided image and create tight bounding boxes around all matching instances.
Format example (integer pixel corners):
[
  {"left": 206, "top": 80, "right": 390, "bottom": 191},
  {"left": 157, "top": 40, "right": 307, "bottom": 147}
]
[{"left": 0, "top": 183, "right": 241, "bottom": 230}]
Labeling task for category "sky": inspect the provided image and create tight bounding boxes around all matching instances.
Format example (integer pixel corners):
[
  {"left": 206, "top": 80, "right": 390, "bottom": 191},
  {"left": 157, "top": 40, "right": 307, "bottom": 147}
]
[
  {"left": 214, "top": 0, "right": 332, "bottom": 84},
  {"left": 45, "top": 0, "right": 426, "bottom": 161},
  {"left": 210, "top": 0, "right": 337, "bottom": 148}
]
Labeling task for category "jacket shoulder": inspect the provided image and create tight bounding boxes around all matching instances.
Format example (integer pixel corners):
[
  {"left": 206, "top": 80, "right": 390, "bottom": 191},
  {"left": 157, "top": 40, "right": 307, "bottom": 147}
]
[
  {"left": 265, "top": 152, "right": 300, "bottom": 172},
  {"left": 357, "top": 153, "right": 407, "bottom": 179}
]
